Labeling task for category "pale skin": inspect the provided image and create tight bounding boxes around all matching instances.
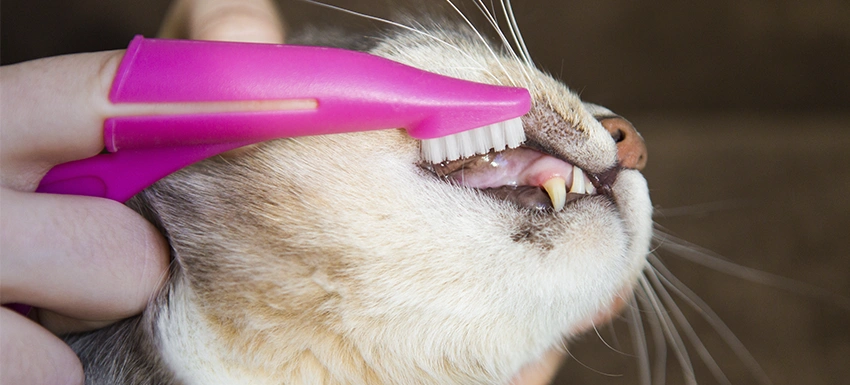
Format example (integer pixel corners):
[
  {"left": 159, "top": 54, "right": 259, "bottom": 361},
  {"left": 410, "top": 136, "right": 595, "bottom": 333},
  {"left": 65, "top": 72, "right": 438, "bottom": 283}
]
[{"left": 0, "top": 1, "right": 562, "bottom": 383}]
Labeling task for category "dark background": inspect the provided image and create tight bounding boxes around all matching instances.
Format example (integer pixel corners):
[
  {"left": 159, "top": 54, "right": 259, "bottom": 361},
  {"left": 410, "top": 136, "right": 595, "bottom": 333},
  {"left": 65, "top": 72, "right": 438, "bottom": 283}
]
[{"left": 3, "top": 1, "right": 848, "bottom": 384}]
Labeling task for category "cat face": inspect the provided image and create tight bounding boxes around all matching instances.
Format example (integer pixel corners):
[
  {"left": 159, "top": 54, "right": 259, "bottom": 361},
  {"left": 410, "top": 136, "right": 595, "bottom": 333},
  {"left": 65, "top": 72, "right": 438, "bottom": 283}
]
[{"left": 143, "top": 20, "right": 653, "bottom": 385}]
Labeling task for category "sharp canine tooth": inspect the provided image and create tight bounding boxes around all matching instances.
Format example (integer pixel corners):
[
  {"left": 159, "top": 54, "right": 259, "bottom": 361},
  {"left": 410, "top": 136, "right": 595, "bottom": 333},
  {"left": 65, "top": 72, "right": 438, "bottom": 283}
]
[
  {"left": 570, "top": 166, "right": 586, "bottom": 194},
  {"left": 542, "top": 177, "right": 567, "bottom": 212}
]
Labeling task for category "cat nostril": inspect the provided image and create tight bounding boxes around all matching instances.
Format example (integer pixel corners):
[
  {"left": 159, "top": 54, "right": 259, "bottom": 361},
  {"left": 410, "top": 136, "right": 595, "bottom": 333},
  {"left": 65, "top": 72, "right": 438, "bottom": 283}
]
[
  {"left": 611, "top": 129, "right": 625, "bottom": 143},
  {"left": 600, "top": 117, "right": 648, "bottom": 170}
]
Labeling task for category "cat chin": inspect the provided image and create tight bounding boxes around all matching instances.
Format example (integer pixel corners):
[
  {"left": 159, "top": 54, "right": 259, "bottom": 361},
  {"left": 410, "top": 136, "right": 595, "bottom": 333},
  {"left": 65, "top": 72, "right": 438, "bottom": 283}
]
[{"left": 611, "top": 169, "right": 654, "bottom": 276}]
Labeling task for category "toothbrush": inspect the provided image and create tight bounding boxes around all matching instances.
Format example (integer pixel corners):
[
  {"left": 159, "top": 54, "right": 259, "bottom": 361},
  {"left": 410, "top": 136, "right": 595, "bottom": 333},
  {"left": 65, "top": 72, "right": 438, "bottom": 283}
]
[{"left": 36, "top": 36, "right": 531, "bottom": 202}]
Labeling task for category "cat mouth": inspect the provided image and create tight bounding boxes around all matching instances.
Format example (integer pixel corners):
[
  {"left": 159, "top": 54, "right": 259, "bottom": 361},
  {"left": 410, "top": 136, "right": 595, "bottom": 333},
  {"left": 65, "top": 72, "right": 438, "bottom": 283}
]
[{"left": 425, "top": 145, "right": 613, "bottom": 212}]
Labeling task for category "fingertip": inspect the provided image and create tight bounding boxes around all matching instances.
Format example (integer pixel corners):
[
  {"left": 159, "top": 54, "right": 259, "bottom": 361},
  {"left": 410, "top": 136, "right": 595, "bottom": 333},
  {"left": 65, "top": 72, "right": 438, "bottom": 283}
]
[
  {"left": 137, "top": 211, "right": 171, "bottom": 309},
  {"left": 1, "top": 191, "right": 170, "bottom": 321},
  {"left": 1, "top": 308, "right": 85, "bottom": 385},
  {"left": 88, "top": 197, "right": 171, "bottom": 316}
]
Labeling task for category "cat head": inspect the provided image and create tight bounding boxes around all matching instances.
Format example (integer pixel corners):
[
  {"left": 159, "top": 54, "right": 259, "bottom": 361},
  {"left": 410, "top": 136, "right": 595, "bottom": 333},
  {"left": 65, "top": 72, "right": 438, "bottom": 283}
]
[{"left": 141, "top": 18, "right": 652, "bottom": 384}]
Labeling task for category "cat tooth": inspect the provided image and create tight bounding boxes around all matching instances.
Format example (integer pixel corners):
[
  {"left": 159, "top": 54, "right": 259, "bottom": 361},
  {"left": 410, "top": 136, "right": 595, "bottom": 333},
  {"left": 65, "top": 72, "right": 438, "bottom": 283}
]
[
  {"left": 570, "top": 166, "right": 586, "bottom": 194},
  {"left": 583, "top": 173, "right": 596, "bottom": 195},
  {"left": 542, "top": 177, "right": 567, "bottom": 212}
]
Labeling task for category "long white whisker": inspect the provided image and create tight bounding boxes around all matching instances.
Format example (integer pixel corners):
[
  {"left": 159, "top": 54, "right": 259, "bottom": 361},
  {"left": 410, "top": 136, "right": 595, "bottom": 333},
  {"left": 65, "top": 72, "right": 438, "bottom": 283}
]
[
  {"left": 470, "top": 1, "right": 518, "bottom": 58},
  {"left": 469, "top": 0, "right": 535, "bottom": 87},
  {"left": 638, "top": 275, "right": 697, "bottom": 385},
  {"left": 652, "top": 199, "right": 747, "bottom": 218},
  {"left": 605, "top": 316, "right": 624, "bottom": 350},
  {"left": 502, "top": 0, "right": 534, "bottom": 67},
  {"left": 636, "top": 276, "right": 668, "bottom": 385},
  {"left": 627, "top": 296, "right": 652, "bottom": 385},
  {"left": 564, "top": 349, "right": 625, "bottom": 378},
  {"left": 442, "top": 0, "right": 518, "bottom": 86},
  {"left": 592, "top": 323, "right": 630, "bottom": 356},
  {"left": 633, "top": 274, "right": 668, "bottom": 385},
  {"left": 297, "top": 0, "right": 501, "bottom": 84},
  {"left": 654, "top": 229, "right": 850, "bottom": 311},
  {"left": 500, "top": 0, "right": 537, "bottom": 93},
  {"left": 645, "top": 265, "right": 732, "bottom": 385},
  {"left": 649, "top": 254, "right": 774, "bottom": 385}
]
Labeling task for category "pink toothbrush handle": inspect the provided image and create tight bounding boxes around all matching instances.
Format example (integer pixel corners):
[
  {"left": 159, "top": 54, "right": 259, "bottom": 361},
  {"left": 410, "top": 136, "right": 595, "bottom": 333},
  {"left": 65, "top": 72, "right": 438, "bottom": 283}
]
[
  {"left": 37, "top": 36, "right": 531, "bottom": 202},
  {"left": 105, "top": 36, "right": 529, "bottom": 150},
  {"left": 36, "top": 141, "right": 251, "bottom": 202}
]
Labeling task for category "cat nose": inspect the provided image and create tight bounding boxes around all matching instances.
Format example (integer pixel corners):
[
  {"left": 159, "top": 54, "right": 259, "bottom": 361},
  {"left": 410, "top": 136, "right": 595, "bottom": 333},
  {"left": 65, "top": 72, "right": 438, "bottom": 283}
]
[{"left": 600, "top": 117, "right": 647, "bottom": 170}]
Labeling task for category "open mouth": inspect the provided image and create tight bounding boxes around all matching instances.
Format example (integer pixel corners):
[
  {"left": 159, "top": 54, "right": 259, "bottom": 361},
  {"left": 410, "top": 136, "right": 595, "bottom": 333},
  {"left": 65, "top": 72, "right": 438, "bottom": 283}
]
[{"left": 425, "top": 146, "right": 613, "bottom": 212}]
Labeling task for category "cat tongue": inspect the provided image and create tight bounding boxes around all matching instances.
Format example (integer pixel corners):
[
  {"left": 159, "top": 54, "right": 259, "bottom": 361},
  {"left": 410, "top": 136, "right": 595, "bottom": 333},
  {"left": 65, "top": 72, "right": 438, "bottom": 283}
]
[{"left": 445, "top": 147, "right": 596, "bottom": 211}]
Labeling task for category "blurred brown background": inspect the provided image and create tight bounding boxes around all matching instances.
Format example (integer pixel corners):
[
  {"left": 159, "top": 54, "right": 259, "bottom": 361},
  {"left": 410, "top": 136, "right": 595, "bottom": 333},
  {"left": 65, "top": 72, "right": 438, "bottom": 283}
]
[{"left": 2, "top": 1, "right": 848, "bottom": 384}]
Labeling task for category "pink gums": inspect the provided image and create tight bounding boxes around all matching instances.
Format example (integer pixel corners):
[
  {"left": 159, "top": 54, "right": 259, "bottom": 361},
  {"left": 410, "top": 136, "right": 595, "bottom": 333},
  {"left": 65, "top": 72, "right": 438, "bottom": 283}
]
[{"left": 448, "top": 147, "right": 575, "bottom": 189}]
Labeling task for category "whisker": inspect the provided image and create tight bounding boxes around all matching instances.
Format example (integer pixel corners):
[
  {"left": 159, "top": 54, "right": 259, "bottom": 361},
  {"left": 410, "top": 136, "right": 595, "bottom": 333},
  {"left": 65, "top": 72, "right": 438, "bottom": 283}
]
[
  {"left": 648, "top": 254, "right": 774, "bottom": 385},
  {"left": 654, "top": 229, "right": 850, "bottom": 311},
  {"left": 297, "top": 0, "right": 500, "bottom": 84},
  {"left": 652, "top": 199, "right": 747, "bottom": 218},
  {"left": 469, "top": 0, "right": 535, "bottom": 87},
  {"left": 634, "top": 272, "right": 667, "bottom": 385},
  {"left": 501, "top": 0, "right": 534, "bottom": 67},
  {"left": 638, "top": 275, "right": 698, "bottom": 385},
  {"left": 564, "top": 348, "right": 625, "bottom": 378},
  {"left": 626, "top": 296, "right": 652, "bottom": 385},
  {"left": 645, "top": 265, "right": 732, "bottom": 385},
  {"left": 592, "top": 322, "right": 630, "bottom": 356},
  {"left": 604, "top": 315, "right": 624, "bottom": 351},
  {"left": 469, "top": 1, "right": 518, "bottom": 57},
  {"left": 635, "top": 277, "right": 668, "bottom": 385},
  {"left": 442, "top": 0, "right": 519, "bottom": 86}
]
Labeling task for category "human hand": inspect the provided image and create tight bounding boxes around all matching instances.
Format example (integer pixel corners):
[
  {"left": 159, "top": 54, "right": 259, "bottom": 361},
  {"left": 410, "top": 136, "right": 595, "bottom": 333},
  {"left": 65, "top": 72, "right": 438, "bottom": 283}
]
[
  {"left": 0, "top": 47, "right": 172, "bottom": 385},
  {"left": 0, "top": 1, "right": 283, "bottom": 384}
]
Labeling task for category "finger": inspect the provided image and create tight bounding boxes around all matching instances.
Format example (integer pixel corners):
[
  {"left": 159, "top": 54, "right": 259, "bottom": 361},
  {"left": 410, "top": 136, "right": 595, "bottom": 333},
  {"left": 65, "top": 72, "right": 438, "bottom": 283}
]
[
  {"left": 0, "top": 50, "right": 124, "bottom": 191},
  {"left": 0, "top": 307, "right": 84, "bottom": 385},
  {"left": 0, "top": 188, "right": 169, "bottom": 324},
  {"left": 159, "top": 0, "right": 285, "bottom": 44}
]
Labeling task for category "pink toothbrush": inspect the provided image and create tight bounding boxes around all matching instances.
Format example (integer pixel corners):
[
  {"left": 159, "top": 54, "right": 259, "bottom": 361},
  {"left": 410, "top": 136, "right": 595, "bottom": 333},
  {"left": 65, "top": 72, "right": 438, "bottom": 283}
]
[{"left": 36, "top": 36, "right": 531, "bottom": 202}]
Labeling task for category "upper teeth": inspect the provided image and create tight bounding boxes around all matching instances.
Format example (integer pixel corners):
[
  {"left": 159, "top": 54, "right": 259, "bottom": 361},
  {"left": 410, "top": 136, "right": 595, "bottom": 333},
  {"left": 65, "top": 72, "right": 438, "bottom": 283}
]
[{"left": 542, "top": 166, "right": 597, "bottom": 212}]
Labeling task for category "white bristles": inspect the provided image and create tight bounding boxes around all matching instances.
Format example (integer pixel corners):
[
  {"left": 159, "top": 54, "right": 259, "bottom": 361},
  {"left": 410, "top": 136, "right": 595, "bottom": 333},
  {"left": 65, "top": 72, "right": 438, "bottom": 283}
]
[{"left": 420, "top": 117, "right": 525, "bottom": 164}]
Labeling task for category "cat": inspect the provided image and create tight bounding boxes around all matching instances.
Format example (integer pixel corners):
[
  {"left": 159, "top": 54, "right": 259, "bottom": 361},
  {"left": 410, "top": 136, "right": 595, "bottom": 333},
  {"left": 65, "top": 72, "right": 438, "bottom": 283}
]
[{"left": 64, "top": 5, "right": 653, "bottom": 385}]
